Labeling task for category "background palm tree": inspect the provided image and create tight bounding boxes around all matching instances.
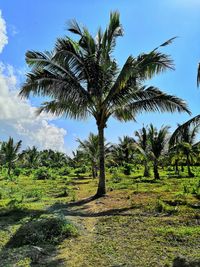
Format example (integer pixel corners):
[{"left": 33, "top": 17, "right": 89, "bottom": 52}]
[
  {"left": 169, "top": 121, "right": 200, "bottom": 177},
  {"left": 77, "top": 133, "right": 110, "bottom": 178},
  {"left": 21, "top": 146, "right": 39, "bottom": 168},
  {"left": 133, "top": 126, "right": 150, "bottom": 177},
  {"left": 111, "top": 136, "right": 135, "bottom": 174},
  {"left": 19, "top": 12, "right": 190, "bottom": 197},
  {"left": 148, "top": 124, "right": 170, "bottom": 179},
  {"left": 1, "top": 137, "right": 22, "bottom": 176},
  {"left": 39, "top": 149, "right": 67, "bottom": 168},
  {"left": 77, "top": 133, "right": 99, "bottom": 179}
]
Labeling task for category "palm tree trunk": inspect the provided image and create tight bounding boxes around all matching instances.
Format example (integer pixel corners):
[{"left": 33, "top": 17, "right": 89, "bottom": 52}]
[
  {"left": 92, "top": 163, "right": 97, "bottom": 179},
  {"left": 143, "top": 160, "right": 150, "bottom": 177},
  {"left": 92, "top": 166, "right": 95, "bottom": 179},
  {"left": 181, "top": 164, "right": 184, "bottom": 172},
  {"left": 186, "top": 154, "right": 194, "bottom": 177},
  {"left": 94, "top": 165, "right": 98, "bottom": 178},
  {"left": 7, "top": 164, "right": 11, "bottom": 176},
  {"left": 96, "top": 126, "right": 106, "bottom": 197},
  {"left": 175, "top": 160, "right": 179, "bottom": 175},
  {"left": 153, "top": 159, "right": 160, "bottom": 179}
]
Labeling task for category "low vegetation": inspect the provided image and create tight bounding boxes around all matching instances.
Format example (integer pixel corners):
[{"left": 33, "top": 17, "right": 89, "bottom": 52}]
[{"left": 0, "top": 160, "right": 200, "bottom": 266}]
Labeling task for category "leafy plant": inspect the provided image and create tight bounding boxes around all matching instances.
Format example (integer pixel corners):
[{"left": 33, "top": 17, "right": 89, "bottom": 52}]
[
  {"left": 34, "top": 167, "right": 51, "bottom": 180},
  {"left": 6, "top": 214, "right": 78, "bottom": 247},
  {"left": 13, "top": 168, "right": 21, "bottom": 177}
]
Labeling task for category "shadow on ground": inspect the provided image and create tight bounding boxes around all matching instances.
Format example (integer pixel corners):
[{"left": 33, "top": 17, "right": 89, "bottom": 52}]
[{"left": 49, "top": 196, "right": 134, "bottom": 218}]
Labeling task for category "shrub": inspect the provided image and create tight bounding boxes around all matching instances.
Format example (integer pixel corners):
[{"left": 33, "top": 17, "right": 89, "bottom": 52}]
[
  {"left": 172, "top": 256, "right": 200, "bottom": 267},
  {"left": 59, "top": 167, "right": 71, "bottom": 176},
  {"left": 111, "top": 168, "right": 122, "bottom": 183},
  {"left": 7, "top": 197, "right": 24, "bottom": 210},
  {"left": 23, "top": 169, "right": 32, "bottom": 176},
  {"left": 155, "top": 199, "right": 178, "bottom": 214},
  {"left": 183, "top": 184, "right": 190, "bottom": 194},
  {"left": 13, "top": 168, "right": 21, "bottom": 177},
  {"left": 191, "top": 180, "right": 200, "bottom": 199},
  {"left": 74, "top": 166, "right": 87, "bottom": 175},
  {"left": 155, "top": 199, "right": 165, "bottom": 213},
  {"left": 25, "top": 189, "right": 42, "bottom": 200},
  {"left": 6, "top": 214, "right": 78, "bottom": 247},
  {"left": 123, "top": 163, "right": 132, "bottom": 175},
  {"left": 34, "top": 167, "right": 51, "bottom": 180}
]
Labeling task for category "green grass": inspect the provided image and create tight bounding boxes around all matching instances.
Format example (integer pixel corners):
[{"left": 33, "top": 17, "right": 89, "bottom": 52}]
[{"left": 0, "top": 166, "right": 200, "bottom": 266}]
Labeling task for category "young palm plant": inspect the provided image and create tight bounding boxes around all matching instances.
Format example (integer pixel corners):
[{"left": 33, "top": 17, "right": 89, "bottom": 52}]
[
  {"left": 19, "top": 12, "right": 190, "bottom": 197},
  {"left": 1, "top": 137, "right": 22, "bottom": 176},
  {"left": 148, "top": 124, "right": 170, "bottom": 179}
]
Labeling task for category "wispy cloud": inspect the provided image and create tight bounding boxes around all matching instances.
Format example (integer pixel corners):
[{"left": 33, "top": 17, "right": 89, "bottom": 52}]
[
  {"left": 0, "top": 10, "right": 8, "bottom": 53},
  {"left": 8, "top": 24, "right": 19, "bottom": 36}
]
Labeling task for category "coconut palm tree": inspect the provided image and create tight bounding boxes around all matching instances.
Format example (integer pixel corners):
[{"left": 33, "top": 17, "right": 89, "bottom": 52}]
[
  {"left": 77, "top": 133, "right": 99, "bottom": 178},
  {"left": 77, "top": 132, "right": 110, "bottom": 178},
  {"left": 148, "top": 124, "right": 170, "bottom": 179},
  {"left": 111, "top": 136, "right": 135, "bottom": 174},
  {"left": 1, "top": 137, "right": 22, "bottom": 176},
  {"left": 169, "top": 122, "right": 200, "bottom": 177},
  {"left": 133, "top": 126, "right": 150, "bottom": 177},
  {"left": 21, "top": 146, "right": 39, "bottom": 168},
  {"left": 19, "top": 12, "right": 190, "bottom": 197},
  {"left": 38, "top": 149, "right": 67, "bottom": 168}
]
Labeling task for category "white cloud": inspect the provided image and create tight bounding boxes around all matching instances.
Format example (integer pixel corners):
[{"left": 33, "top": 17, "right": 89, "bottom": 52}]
[
  {"left": 0, "top": 11, "right": 67, "bottom": 152},
  {"left": 0, "top": 10, "right": 8, "bottom": 53},
  {"left": 0, "top": 64, "right": 67, "bottom": 152}
]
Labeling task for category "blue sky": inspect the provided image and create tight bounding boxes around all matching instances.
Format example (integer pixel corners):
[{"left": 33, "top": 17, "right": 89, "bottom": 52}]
[{"left": 0, "top": 0, "right": 200, "bottom": 154}]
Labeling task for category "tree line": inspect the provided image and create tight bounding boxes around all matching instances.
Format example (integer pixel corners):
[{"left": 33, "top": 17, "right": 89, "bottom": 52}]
[{"left": 1, "top": 115, "right": 200, "bottom": 182}]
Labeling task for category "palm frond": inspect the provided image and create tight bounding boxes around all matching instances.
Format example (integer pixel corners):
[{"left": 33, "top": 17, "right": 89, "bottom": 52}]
[
  {"left": 67, "top": 19, "right": 83, "bottom": 36},
  {"left": 112, "top": 86, "right": 190, "bottom": 122},
  {"left": 169, "top": 115, "right": 200, "bottom": 147},
  {"left": 153, "top": 36, "right": 177, "bottom": 52},
  {"left": 197, "top": 63, "right": 200, "bottom": 87},
  {"left": 37, "top": 99, "right": 89, "bottom": 120}
]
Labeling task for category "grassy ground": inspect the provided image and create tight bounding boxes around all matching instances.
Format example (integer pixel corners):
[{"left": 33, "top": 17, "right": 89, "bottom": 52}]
[{"left": 0, "top": 167, "right": 200, "bottom": 266}]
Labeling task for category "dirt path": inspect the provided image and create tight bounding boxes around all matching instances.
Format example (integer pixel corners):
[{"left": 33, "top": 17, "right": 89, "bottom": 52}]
[{"left": 50, "top": 179, "right": 133, "bottom": 267}]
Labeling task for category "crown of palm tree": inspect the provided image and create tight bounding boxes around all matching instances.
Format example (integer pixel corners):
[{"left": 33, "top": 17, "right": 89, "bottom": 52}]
[{"left": 19, "top": 12, "right": 190, "bottom": 127}]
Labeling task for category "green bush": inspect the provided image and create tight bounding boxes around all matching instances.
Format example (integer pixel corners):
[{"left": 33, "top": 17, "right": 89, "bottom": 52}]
[
  {"left": 34, "top": 167, "right": 51, "bottom": 180},
  {"left": 23, "top": 169, "right": 32, "bottom": 176},
  {"left": 155, "top": 199, "right": 178, "bottom": 214},
  {"left": 13, "top": 168, "right": 21, "bottom": 177},
  {"left": 183, "top": 184, "right": 190, "bottom": 194},
  {"left": 6, "top": 214, "right": 78, "bottom": 247},
  {"left": 111, "top": 168, "right": 122, "bottom": 183},
  {"left": 191, "top": 180, "right": 200, "bottom": 199},
  {"left": 7, "top": 197, "right": 24, "bottom": 210},
  {"left": 59, "top": 167, "right": 71, "bottom": 176},
  {"left": 25, "top": 189, "right": 42, "bottom": 200},
  {"left": 123, "top": 163, "right": 132, "bottom": 175},
  {"left": 74, "top": 166, "right": 87, "bottom": 175},
  {"left": 155, "top": 199, "right": 165, "bottom": 213}
]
